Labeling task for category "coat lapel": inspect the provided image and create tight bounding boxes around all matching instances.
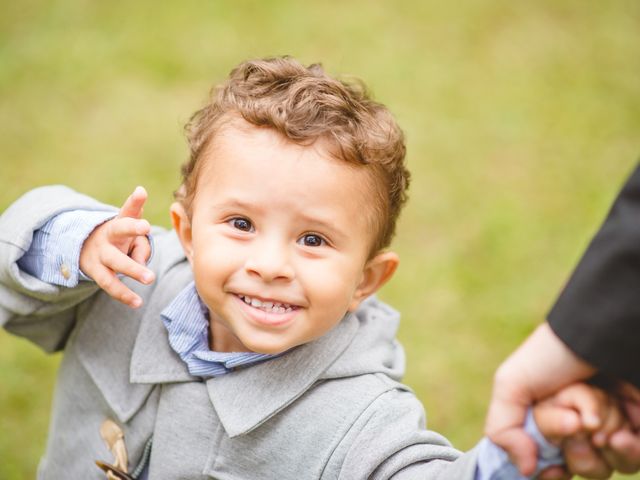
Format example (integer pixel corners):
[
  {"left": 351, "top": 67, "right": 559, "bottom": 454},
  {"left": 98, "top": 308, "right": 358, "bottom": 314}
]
[
  {"left": 129, "top": 261, "right": 195, "bottom": 384},
  {"left": 206, "top": 313, "right": 359, "bottom": 438},
  {"left": 73, "top": 285, "right": 158, "bottom": 423}
]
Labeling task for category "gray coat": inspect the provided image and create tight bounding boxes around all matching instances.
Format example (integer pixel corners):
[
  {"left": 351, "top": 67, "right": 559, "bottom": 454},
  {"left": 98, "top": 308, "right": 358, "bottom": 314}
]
[{"left": 0, "top": 186, "right": 479, "bottom": 479}]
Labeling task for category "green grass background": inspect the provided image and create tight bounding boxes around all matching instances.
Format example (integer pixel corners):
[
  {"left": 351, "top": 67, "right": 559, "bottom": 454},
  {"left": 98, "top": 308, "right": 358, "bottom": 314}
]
[{"left": 1, "top": 1, "right": 639, "bottom": 478}]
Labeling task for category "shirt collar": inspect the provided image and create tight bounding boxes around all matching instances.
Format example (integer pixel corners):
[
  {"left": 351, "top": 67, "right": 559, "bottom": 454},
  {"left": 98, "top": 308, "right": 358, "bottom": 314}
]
[{"left": 161, "top": 282, "right": 278, "bottom": 378}]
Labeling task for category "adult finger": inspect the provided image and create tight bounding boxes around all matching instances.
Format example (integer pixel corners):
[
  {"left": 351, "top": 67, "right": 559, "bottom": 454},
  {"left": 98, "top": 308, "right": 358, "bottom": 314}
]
[
  {"left": 623, "top": 400, "right": 640, "bottom": 429},
  {"left": 539, "top": 465, "right": 572, "bottom": 480},
  {"left": 90, "top": 263, "right": 143, "bottom": 308},
  {"left": 118, "top": 186, "right": 148, "bottom": 219},
  {"left": 605, "top": 430, "right": 640, "bottom": 474},
  {"left": 563, "top": 436, "right": 612, "bottom": 480},
  {"left": 491, "top": 428, "right": 538, "bottom": 476},
  {"left": 591, "top": 398, "right": 624, "bottom": 448},
  {"left": 485, "top": 376, "right": 537, "bottom": 474},
  {"left": 534, "top": 404, "right": 581, "bottom": 444},
  {"left": 129, "top": 235, "right": 152, "bottom": 266},
  {"left": 100, "top": 246, "right": 154, "bottom": 286},
  {"left": 618, "top": 383, "right": 640, "bottom": 404},
  {"left": 601, "top": 446, "right": 640, "bottom": 475}
]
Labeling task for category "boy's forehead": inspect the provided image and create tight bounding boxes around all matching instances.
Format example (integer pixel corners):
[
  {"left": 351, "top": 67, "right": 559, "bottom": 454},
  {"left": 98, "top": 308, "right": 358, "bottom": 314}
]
[
  {"left": 198, "top": 120, "right": 350, "bottom": 185},
  {"left": 192, "top": 121, "right": 383, "bottom": 247},
  {"left": 208, "top": 119, "right": 331, "bottom": 160}
]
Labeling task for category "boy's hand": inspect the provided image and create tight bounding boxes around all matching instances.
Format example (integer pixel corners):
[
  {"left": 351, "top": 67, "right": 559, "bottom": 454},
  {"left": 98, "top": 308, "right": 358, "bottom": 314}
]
[
  {"left": 534, "top": 383, "right": 629, "bottom": 479},
  {"left": 79, "top": 187, "right": 155, "bottom": 308}
]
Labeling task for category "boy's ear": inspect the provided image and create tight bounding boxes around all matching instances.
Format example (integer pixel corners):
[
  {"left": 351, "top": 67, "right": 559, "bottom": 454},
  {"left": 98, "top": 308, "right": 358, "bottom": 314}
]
[
  {"left": 348, "top": 251, "right": 399, "bottom": 312},
  {"left": 170, "top": 202, "right": 193, "bottom": 264}
]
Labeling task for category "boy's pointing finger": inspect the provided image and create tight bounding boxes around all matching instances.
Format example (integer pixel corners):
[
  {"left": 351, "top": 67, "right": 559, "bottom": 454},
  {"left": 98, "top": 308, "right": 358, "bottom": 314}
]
[{"left": 118, "top": 186, "right": 148, "bottom": 219}]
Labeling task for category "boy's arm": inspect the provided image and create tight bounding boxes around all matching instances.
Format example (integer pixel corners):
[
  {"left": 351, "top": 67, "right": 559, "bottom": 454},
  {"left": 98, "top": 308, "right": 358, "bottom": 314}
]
[
  {"left": 0, "top": 186, "right": 115, "bottom": 350},
  {"left": 0, "top": 185, "right": 153, "bottom": 351},
  {"left": 17, "top": 209, "right": 117, "bottom": 286},
  {"left": 323, "top": 388, "right": 477, "bottom": 480},
  {"left": 323, "top": 389, "right": 567, "bottom": 480}
]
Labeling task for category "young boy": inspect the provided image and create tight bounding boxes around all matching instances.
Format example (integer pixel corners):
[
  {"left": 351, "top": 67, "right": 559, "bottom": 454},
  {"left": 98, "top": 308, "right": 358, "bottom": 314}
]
[{"left": 0, "top": 56, "right": 630, "bottom": 479}]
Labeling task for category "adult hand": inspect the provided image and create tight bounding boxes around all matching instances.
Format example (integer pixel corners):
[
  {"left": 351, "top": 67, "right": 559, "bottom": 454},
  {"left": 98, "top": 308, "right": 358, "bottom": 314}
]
[
  {"left": 522, "top": 381, "right": 640, "bottom": 479},
  {"left": 555, "top": 382, "right": 640, "bottom": 478},
  {"left": 533, "top": 382, "right": 626, "bottom": 480},
  {"left": 485, "top": 323, "right": 595, "bottom": 475},
  {"left": 79, "top": 186, "right": 155, "bottom": 308}
]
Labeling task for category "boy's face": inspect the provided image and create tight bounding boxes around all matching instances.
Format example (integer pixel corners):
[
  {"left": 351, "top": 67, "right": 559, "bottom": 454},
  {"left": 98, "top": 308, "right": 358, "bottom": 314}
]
[{"left": 172, "top": 120, "right": 398, "bottom": 354}]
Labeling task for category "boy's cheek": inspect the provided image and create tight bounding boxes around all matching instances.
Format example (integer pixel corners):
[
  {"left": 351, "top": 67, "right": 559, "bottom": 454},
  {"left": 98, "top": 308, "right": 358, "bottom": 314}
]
[{"left": 191, "top": 240, "right": 238, "bottom": 268}]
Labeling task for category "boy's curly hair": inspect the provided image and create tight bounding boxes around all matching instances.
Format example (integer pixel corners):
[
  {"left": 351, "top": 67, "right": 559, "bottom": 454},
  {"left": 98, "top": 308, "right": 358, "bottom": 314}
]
[{"left": 177, "top": 56, "right": 409, "bottom": 254}]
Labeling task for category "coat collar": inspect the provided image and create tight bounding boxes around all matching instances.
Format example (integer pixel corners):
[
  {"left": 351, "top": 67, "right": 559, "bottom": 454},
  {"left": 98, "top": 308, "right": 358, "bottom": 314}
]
[{"left": 205, "top": 313, "right": 359, "bottom": 438}]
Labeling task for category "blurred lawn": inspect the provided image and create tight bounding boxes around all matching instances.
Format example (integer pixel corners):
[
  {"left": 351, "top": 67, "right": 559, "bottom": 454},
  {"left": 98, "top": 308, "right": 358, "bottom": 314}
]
[{"left": 1, "top": 1, "right": 639, "bottom": 478}]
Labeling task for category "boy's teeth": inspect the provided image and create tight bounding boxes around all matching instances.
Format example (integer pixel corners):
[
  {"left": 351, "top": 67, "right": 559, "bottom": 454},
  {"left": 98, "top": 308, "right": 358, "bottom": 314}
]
[{"left": 241, "top": 295, "right": 293, "bottom": 313}]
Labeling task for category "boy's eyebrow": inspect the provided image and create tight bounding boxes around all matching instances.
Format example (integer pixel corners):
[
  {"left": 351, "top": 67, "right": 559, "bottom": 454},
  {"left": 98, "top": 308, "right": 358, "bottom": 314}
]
[
  {"left": 214, "top": 198, "right": 256, "bottom": 211},
  {"left": 296, "top": 212, "right": 348, "bottom": 239},
  {"left": 297, "top": 213, "right": 334, "bottom": 230},
  {"left": 207, "top": 197, "right": 267, "bottom": 215}
]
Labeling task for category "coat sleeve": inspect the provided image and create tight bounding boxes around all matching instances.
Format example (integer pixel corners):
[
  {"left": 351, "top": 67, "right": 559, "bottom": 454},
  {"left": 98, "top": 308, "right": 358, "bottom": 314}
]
[
  {"left": 0, "top": 185, "right": 116, "bottom": 352},
  {"left": 548, "top": 163, "right": 640, "bottom": 388},
  {"left": 323, "top": 388, "right": 479, "bottom": 480}
]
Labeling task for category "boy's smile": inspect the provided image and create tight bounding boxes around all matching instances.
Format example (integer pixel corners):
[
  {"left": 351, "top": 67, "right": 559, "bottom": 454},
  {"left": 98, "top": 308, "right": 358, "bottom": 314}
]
[
  {"left": 235, "top": 294, "right": 299, "bottom": 328},
  {"left": 171, "top": 119, "right": 398, "bottom": 354}
]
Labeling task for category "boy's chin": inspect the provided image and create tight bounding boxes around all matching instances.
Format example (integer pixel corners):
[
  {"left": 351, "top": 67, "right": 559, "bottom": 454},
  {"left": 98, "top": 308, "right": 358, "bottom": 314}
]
[
  {"left": 242, "top": 342, "right": 291, "bottom": 356},
  {"left": 237, "top": 335, "right": 298, "bottom": 355}
]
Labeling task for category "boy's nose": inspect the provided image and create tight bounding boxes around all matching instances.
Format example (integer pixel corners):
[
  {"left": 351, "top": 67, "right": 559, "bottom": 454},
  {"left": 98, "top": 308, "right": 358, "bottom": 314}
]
[{"left": 244, "top": 241, "right": 294, "bottom": 282}]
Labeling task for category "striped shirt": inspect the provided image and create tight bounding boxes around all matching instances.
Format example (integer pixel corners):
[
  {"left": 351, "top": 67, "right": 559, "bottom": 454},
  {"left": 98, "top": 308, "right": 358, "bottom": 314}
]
[{"left": 161, "top": 281, "right": 279, "bottom": 378}]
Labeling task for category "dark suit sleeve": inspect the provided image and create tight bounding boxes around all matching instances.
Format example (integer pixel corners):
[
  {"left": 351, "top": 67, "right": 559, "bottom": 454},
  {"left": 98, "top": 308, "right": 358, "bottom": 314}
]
[{"left": 548, "top": 163, "right": 640, "bottom": 388}]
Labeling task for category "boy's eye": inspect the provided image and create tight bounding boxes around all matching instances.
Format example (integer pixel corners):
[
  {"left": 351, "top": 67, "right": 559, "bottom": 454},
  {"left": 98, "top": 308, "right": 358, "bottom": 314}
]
[
  {"left": 231, "top": 218, "right": 253, "bottom": 232},
  {"left": 299, "top": 234, "right": 325, "bottom": 247}
]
